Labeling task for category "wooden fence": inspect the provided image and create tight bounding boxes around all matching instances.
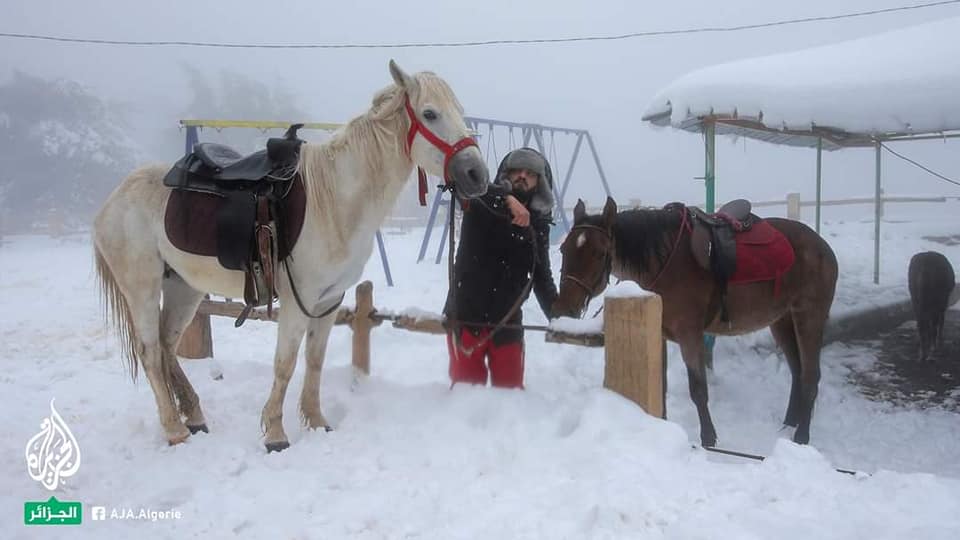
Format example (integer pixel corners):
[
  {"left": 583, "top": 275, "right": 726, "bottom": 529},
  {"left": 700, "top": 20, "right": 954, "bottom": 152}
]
[{"left": 179, "top": 282, "right": 667, "bottom": 419}]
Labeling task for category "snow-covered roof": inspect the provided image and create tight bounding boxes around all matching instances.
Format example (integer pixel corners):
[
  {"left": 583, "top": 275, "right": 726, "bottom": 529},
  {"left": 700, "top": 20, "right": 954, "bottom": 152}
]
[{"left": 642, "top": 17, "right": 960, "bottom": 150}]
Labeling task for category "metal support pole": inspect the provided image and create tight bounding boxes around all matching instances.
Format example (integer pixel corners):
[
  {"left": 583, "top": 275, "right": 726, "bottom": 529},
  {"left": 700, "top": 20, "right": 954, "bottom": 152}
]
[
  {"left": 532, "top": 128, "right": 546, "bottom": 154},
  {"left": 417, "top": 189, "right": 446, "bottom": 263},
  {"left": 815, "top": 138, "right": 823, "bottom": 233},
  {"left": 703, "top": 334, "right": 715, "bottom": 372},
  {"left": 185, "top": 126, "right": 199, "bottom": 154},
  {"left": 584, "top": 132, "right": 614, "bottom": 198},
  {"left": 704, "top": 121, "right": 716, "bottom": 213},
  {"left": 530, "top": 128, "right": 570, "bottom": 233},
  {"left": 375, "top": 230, "right": 394, "bottom": 287},
  {"left": 435, "top": 201, "right": 452, "bottom": 264},
  {"left": 522, "top": 127, "right": 532, "bottom": 147},
  {"left": 559, "top": 133, "right": 585, "bottom": 207},
  {"left": 703, "top": 121, "right": 717, "bottom": 369},
  {"left": 874, "top": 141, "right": 882, "bottom": 285}
]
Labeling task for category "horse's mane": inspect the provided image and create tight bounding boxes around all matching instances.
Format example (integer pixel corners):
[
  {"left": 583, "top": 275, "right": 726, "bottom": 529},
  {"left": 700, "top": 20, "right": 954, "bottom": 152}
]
[
  {"left": 584, "top": 207, "right": 683, "bottom": 277},
  {"left": 297, "top": 72, "right": 461, "bottom": 253}
]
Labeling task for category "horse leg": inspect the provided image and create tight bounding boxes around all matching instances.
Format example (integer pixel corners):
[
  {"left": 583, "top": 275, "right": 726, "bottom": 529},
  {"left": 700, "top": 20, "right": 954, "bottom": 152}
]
[
  {"left": 261, "top": 305, "right": 308, "bottom": 452},
  {"left": 770, "top": 314, "right": 802, "bottom": 427},
  {"left": 160, "top": 272, "right": 207, "bottom": 433},
  {"left": 95, "top": 238, "right": 189, "bottom": 445},
  {"left": 300, "top": 312, "right": 337, "bottom": 431},
  {"left": 679, "top": 335, "right": 717, "bottom": 447},
  {"left": 918, "top": 315, "right": 932, "bottom": 362},
  {"left": 934, "top": 309, "right": 946, "bottom": 355},
  {"left": 791, "top": 311, "right": 826, "bottom": 445}
]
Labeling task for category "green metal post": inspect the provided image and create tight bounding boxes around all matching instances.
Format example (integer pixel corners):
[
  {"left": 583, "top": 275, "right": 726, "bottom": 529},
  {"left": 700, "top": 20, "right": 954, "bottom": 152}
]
[
  {"left": 815, "top": 138, "right": 822, "bottom": 234},
  {"left": 874, "top": 141, "right": 881, "bottom": 285},
  {"left": 703, "top": 120, "right": 717, "bottom": 370},
  {"left": 704, "top": 121, "right": 716, "bottom": 212}
]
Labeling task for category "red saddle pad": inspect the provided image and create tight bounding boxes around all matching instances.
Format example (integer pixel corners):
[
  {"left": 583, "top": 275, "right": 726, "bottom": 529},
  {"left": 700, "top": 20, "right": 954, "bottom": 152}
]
[{"left": 729, "top": 220, "right": 795, "bottom": 294}]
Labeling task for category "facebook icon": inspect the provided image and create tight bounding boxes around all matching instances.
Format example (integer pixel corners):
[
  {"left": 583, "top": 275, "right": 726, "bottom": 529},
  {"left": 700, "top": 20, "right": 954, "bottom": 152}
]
[{"left": 91, "top": 506, "right": 106, "bottom": 521}]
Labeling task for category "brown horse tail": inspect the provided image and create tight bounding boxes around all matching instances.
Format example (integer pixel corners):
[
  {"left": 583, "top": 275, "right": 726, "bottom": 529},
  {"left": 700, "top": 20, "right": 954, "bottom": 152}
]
[{"left": 94, "top": 243, "right": 141, "bottom": 382}]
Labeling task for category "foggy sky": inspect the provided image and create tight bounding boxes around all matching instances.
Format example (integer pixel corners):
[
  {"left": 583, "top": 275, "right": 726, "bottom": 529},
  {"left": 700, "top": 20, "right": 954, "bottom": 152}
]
[{"left": 2, "top": 0, "right": 958, "bottom": 209}]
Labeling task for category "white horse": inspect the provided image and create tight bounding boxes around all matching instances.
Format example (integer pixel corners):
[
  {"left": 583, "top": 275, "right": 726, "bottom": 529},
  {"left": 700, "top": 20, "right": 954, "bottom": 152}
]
[{"left": 93, "top": 61, "right": 488, "bottom": 451}]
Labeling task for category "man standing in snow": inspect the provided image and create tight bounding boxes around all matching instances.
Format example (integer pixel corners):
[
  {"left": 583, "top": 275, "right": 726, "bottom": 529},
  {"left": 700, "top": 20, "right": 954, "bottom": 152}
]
[{"left": 443, "top": 148, "right": 559, "bottom": 389}]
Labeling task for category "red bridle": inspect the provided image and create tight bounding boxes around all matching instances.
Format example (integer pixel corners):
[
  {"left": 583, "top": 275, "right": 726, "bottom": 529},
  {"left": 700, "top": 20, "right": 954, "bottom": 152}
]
[{"left": 403, "top": 96, "right": 479, "bottom": 206}]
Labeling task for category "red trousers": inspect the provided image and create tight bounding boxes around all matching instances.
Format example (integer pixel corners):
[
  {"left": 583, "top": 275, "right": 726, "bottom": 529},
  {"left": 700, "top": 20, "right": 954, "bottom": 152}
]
[{"left": 447, "top": 328, "right": 524, "bottom": 389}]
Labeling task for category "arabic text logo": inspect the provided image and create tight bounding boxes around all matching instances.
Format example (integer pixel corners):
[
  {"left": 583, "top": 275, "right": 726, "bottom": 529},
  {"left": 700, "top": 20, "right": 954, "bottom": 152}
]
[
  {"left": 24, "top": 497, "right": 82, "bottom": 525},
  {"left": 25, "top": 398, "right": 81, "bottom": 491}
]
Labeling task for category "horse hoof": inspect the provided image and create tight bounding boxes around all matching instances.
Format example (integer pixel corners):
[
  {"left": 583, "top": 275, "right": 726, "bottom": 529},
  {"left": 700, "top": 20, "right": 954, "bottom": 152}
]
[
  {"left": 167, "top": 432, "right": 190, "bottom": 446},
  {"left": 324, "top": 426, "right": 334, "bottom": 433},
  {"left": 265, "top": 441, "right": 290, "bottom": 453},
  {"left": 187, "top": 424, "right": 209, "bottom": 434}
]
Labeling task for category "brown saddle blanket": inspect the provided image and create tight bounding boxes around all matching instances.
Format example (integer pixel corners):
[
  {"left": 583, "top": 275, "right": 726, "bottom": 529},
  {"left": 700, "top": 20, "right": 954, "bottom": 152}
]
[{"left": 163, "top": 175, "right": 307, "bottom": 264}]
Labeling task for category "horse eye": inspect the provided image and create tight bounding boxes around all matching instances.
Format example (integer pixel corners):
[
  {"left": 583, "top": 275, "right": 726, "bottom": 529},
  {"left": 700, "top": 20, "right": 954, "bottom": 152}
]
[{"left": 423, "top": 109, "right": 438, "bottom": 121}]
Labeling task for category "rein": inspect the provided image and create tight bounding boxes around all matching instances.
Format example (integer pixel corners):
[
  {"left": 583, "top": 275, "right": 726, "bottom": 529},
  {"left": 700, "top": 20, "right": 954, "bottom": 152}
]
[
  {"left": 561, "top": 223, "right": 613, "bottom": 317},
  {"left": 275, "top": 96, "right": 476, "bottom": 322},
  {"left": 281, "top": 258, "right": 345, "bottom": 321},
  {"left": 701, "top": 445, "right": 859, "bottom": 476},
  {"left": 448, "top": 194, "right": 539, "bottom": 357},
  {"left": 402, "top": 94, "right": 541, "bottom": 354},
  {"left": 646, "top": 206, "right": 692, "bottom": 290},
  {"left": 403, "top": 96, "right": 478, "bottom": 206}
]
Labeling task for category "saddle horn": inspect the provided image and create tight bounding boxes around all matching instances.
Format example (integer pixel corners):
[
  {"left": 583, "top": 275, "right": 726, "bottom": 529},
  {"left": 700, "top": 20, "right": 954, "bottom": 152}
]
[{"left": 284, "top": 123, "right": 305, "bottom": 141}]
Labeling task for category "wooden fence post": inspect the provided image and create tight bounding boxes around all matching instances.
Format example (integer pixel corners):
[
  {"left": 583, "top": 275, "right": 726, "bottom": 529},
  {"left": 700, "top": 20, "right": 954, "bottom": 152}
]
[
  {"left": 351, "top": 281, "right": 375, "bottom": 379},
  {"left": 178, "top": 294, "right": 213, "bottom": 359},
  {"left": 603, "top": 293, "right": 665, "bottom": 418},
  {"left": 786, "top": 192, "right": 801, "bottom": 220}
]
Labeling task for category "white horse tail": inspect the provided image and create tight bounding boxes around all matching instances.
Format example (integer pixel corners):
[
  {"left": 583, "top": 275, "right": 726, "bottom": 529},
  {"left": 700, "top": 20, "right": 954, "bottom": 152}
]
[{"left": 94, "top": 243, "right": 142, "bottom": 381}]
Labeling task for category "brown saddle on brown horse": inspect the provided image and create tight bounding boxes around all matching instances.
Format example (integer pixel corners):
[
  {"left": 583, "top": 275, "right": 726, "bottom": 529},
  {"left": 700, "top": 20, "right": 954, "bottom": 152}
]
[{"left": 162, "top": 124, "right": 308, "bottom": 325}]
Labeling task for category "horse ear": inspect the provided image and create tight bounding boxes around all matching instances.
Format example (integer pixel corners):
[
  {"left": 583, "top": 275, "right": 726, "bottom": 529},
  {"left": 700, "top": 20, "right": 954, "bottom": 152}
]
[
  {"left": 389, "top": 60, "right": 419, "bottom": 96},
  {"left": 602, "top": 196, "right": 617, "bottom": 228},
  {"left": 573, "top": 199, "right": 586, "bottom": 223}
]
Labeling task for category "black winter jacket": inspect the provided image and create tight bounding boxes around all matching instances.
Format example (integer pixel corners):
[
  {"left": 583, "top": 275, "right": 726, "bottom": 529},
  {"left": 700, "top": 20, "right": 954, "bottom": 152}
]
[{"left": 443, "top": 158, "right": 559, "bottom": 345}]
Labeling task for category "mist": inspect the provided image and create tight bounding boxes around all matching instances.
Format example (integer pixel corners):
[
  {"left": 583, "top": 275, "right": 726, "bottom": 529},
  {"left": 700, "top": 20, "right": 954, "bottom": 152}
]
[{"left": 2, "top": 0, "right": 958, "bottom": 226}]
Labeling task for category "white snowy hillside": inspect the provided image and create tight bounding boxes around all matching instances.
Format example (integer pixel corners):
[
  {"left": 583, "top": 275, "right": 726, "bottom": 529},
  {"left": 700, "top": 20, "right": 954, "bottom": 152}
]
[
  {"left": 2, "top": 202, "right": 960, "bottom": 538},
  {"left": 643, "top": 17, "right": 960, "bottom": 139}
]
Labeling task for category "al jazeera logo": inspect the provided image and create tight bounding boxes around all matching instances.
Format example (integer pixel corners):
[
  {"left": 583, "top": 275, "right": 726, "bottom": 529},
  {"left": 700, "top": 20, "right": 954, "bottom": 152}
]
[{"left": 23, "top": 399, "right": 83, "bottom": 526}]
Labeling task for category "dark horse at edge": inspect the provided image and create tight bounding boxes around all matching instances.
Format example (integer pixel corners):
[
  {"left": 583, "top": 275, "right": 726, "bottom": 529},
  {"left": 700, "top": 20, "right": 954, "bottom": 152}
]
[{"left": 552, "top": 197, "right": 838, "bottom": 446}]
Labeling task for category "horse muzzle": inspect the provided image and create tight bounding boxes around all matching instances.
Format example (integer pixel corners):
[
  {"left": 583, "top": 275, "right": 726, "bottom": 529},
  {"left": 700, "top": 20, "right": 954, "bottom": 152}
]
[{"left": 446, "top": 150, "right": 488, "bottom": 199}]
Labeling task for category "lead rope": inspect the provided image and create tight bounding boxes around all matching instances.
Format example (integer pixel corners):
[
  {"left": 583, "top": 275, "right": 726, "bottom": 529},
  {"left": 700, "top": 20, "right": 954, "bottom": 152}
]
[
  {"left": 700, "top": 445, "right": 859, "bottom": 476},
  {"left": 446, "top": 185, "right": 465, "bottom": 359},
  {"left": 449, "top": 194, "right": 537, "bottom": 357}
]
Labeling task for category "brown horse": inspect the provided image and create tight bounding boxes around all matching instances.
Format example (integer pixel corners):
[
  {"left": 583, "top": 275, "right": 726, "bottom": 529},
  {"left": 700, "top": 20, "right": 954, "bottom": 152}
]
[{"left": 552, "top": 197, "right": 838, "bottom": 446}]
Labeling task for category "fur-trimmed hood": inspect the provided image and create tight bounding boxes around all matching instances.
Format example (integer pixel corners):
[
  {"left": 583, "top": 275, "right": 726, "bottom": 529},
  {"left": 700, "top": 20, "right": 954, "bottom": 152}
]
[{"left": 492, "top": 147, "right": 555, "bottom": 215}]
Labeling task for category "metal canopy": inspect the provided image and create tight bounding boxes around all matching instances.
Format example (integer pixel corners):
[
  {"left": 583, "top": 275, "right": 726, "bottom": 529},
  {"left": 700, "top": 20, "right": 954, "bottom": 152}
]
[{"left": 642, "top": 110, "right": 960, "bottom": 151}]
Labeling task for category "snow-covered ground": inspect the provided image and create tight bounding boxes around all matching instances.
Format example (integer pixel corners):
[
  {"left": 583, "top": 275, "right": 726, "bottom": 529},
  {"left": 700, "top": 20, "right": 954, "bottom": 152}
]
[{"left": 2, "top": 205, "right": 959, "bottom": 539}]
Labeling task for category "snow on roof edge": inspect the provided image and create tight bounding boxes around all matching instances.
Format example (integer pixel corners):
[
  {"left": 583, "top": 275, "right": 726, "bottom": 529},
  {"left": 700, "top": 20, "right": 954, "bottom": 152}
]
[{"left": 642, "top": 17, "right": 960, "bottom": 145}]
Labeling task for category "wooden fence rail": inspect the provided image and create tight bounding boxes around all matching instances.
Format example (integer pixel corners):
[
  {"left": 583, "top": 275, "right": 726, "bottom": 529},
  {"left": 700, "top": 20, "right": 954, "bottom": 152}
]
[{"left": 179, "top": 281, "right": 665, "bottom": 418}]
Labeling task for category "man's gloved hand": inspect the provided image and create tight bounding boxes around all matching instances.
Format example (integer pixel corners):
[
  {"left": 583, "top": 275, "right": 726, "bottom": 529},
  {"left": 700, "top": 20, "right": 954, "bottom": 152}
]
[{"left": 505, "top": 195, "right": 530, "bottom": 227}]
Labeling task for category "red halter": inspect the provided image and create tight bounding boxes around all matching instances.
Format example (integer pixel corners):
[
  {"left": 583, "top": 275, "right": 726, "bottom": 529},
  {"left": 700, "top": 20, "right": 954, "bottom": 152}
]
[{"left": 403, "top": 96, "right": 479, "bottom": 206}]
